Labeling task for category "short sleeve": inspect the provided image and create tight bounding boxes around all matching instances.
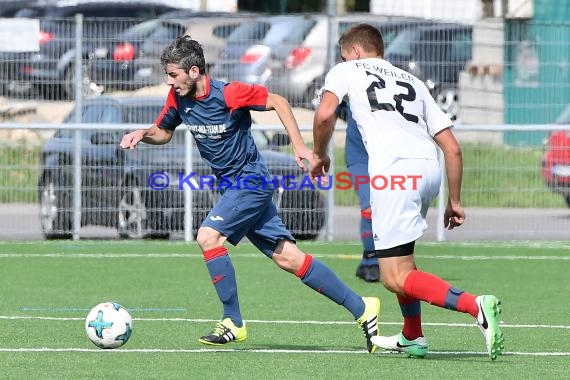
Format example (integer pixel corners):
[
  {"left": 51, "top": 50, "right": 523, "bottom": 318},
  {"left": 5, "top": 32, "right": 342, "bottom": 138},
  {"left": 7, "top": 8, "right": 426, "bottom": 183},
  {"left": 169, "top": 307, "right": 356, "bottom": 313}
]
[
  {"left": 155, "top": 87, "right": 182, "bottom": 130},
  {"left": 224, "top": 82, "right": 268, "bottom": 111},
  {"left": 322, "top": 63, "right": 350, "bottom": 105}
]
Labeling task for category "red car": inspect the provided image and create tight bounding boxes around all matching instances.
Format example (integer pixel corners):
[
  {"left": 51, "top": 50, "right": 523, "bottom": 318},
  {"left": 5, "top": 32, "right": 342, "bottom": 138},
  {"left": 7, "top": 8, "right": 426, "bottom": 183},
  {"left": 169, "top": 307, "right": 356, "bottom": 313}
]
[{"left": 542, "top": 107, "right": 570, "bottom": 207}]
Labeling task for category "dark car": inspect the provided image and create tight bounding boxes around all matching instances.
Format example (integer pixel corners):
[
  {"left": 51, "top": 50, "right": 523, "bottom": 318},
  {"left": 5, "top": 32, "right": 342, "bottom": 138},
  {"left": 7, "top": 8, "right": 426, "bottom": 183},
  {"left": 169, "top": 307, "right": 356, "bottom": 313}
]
[
  {"left": 88, "top": 15, "right": 248, "bottom": 92},
  {"left": 541, "top": 105, "right": 570, "bottom": 207},
  {"left": 384, "top": 23, "right": 473, "bottom": 120},
  {"left": 0, "top": 1, "right": 180, "bottom": 99},
  {"left": 38, "top": 95, "right": 325, "bottom": 240},
  {"left": 0, "top": 0, "right": 40, "bottom": 18}
]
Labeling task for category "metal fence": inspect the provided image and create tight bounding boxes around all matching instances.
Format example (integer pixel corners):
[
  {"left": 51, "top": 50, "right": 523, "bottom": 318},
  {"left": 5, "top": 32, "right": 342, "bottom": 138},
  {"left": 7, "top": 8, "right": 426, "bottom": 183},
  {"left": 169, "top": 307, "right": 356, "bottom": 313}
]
[
  {"left": 0, "top": 122, "right": 569, "bottom": 242},
  {"left": 0, "top": 12, "right": 569, "bottom": 242}
]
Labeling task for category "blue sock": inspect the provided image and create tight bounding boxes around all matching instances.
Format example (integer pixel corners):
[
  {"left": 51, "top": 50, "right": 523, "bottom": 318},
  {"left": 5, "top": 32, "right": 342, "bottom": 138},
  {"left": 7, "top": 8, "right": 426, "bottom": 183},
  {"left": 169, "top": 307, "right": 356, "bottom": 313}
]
[
  {"left": 297, "top": 254, "right": 365, "bottom": 319},
  {"left": 360, "top": 211, "right": 376, "bottom": 266},
  {"left": 203, "top": 247, "right": 242, "bottom": 327}
]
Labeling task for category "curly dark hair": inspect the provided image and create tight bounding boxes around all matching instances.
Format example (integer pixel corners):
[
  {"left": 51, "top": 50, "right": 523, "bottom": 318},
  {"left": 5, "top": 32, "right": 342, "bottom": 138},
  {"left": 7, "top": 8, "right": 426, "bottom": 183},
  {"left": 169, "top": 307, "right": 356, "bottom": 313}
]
[{"left": 160, "top": 35, "right": 206, "bottom": 74}]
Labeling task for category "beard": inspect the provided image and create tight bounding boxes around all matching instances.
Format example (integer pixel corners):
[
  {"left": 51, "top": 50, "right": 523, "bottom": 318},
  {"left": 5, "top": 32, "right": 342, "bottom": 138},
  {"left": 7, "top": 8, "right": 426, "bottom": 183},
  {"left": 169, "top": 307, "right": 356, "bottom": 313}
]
[{"left": 184, "top": 76, "right": 198, "bottom": 97}]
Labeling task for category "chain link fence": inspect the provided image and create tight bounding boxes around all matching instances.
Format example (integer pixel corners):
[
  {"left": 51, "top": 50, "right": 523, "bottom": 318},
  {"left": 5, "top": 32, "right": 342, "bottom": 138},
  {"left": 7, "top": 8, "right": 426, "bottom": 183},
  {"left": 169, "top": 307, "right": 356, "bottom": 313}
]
[{"left": 0, "top": 11, "right": 568, "bottom": 242}]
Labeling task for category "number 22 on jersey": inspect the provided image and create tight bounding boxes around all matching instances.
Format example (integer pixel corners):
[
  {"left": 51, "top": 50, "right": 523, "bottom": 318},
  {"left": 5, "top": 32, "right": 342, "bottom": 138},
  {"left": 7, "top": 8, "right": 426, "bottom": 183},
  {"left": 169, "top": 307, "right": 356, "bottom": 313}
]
[{"left": 365, "top": 70, "right": 419, "bottom": 123}]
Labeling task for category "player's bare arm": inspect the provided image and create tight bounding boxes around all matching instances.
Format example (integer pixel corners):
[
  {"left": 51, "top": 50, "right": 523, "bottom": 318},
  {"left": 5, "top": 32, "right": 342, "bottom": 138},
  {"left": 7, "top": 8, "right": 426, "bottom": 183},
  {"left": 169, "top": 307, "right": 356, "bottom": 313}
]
[
  {"left": 310, "top": 90, "right": 338, "bottom": 181},
  {"left": 266, "top": 92, "right": 314, "bottom": 171},
  {"left": 120, "top": 125, "right": 174, "bottom": 149},
  {"left": 434, "top": 127, "right": 465, "bottom": 229}
]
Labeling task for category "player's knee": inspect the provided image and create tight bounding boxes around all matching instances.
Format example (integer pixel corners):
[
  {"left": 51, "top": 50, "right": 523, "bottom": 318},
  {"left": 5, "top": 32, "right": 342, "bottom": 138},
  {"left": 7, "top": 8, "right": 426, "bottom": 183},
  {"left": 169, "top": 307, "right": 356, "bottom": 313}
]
[
  {"left": 380, "top": 272, "right": 404, "bottom": 294},
  {"left": 196, "top": 227, "right": 224, "bottom": 250}
]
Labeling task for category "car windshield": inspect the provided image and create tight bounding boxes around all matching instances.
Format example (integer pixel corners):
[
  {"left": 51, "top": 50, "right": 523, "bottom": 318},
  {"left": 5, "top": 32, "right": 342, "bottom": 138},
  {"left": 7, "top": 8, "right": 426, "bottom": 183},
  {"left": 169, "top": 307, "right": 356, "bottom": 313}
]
[
  {"left": 263, "top": 18, "right": 312, "bottom": 45},
  {"left": 119, "top": 19, "right": 160, "bottom": 40},
  {"left": 14, "top": 7, "right": 44, "bottom": 18},
  {"left": 124, "top": 105, "right": 163, "bottom": 123},
  {"left": 60, "top": 102, "right": 271, "bottom": 148},
  {"left": 279, "top": 18, "right": 316, "bottom": 44},
  {"left": 226, "top": 20, "right": 271, "bottom": 43},
  {"left": 384, "top": 29, "right": 415, "bottom": 56},
  {"left": 68, "top": 104, "right": 122, "bottom": 124},
  {"left": 146, "top": 22, "right": 186, "bottom": 43},
  {"left": 450, "top": 30, "right": 472, "bottom": 60},
  {"left": 59, "top": 102, "right": 162, "bottom": 137}
]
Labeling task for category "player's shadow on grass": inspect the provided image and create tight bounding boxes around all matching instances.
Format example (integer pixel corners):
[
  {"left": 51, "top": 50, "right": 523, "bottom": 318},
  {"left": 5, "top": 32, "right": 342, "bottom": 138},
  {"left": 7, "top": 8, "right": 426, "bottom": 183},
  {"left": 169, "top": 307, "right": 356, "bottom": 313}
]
[
  {"left": 419, "top": 351, "right": 503, "bottom": 361},
  {"left": 223, "top": 343, "right": 501, "bottom": 361},
  {"left": 251, "top": 343, "right": 363, "bottom": 352}
]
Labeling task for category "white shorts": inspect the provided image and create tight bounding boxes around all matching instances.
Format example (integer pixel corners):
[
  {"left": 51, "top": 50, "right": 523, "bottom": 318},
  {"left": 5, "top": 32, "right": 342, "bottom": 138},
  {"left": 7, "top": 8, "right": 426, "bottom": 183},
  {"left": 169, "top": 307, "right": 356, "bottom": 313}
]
[{"left": 370, "top": 158, "right": 441, "bottom": 250}]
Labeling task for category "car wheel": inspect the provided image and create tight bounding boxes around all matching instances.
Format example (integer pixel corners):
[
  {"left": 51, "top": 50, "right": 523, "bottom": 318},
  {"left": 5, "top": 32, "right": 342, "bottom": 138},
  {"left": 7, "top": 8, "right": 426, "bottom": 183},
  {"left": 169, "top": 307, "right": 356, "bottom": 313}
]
[
  {"left": 564, "top": 194, "right": 570, "bottom": 208},
  {"left": 6, "top": 78, "right": 33, "bottom": 98},
  {"left": 38, "top": 174, "right": 72, "bottom": 239},
  {"left": 118, "top": 184, "right": 148, "bottom": 239},
  {"left": 435, "top": 86, "right": 460, "bottom": 121}
]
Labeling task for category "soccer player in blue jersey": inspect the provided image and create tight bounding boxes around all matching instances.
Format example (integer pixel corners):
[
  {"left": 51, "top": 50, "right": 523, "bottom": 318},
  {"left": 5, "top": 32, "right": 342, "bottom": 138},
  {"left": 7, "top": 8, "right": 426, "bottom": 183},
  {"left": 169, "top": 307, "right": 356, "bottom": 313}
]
[
  {"left": 120, "top": 36, "right": 380, "bottom": 351},
  {"left": 338, "top": 102, "right": 380, "bottom": 282}
]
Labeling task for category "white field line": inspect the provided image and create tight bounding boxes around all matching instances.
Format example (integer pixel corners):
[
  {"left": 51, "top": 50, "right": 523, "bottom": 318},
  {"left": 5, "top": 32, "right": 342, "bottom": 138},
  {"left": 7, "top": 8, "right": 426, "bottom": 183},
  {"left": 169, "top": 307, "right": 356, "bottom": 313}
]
[
  {"left": 0, "top": 315, "right": 568, "bottom": 329},
  {"left": 1, "top": 240, "right": 568, "bottom": 250},
  {"left": 419, "top": 241, "right": 570, "bottom": 250},
  {"left": 0, "top": 347, "right": 568, "bottom": 356},
  {"left": 0, "top": 252, "right": 568, "bottom": 260},
  {"left": 0, "top": 317, "right": 567, "bottom": 356}
]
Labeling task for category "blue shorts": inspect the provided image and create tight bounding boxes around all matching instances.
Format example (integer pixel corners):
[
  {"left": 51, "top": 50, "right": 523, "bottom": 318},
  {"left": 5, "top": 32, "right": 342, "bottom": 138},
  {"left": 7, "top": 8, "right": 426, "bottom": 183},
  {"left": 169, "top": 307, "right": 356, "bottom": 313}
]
[
  {"left": 201, "top": 187, "right": 294, "bottom": 257},
  {"left": 348, "top": 162, "right": 370, "bottom": 210}
]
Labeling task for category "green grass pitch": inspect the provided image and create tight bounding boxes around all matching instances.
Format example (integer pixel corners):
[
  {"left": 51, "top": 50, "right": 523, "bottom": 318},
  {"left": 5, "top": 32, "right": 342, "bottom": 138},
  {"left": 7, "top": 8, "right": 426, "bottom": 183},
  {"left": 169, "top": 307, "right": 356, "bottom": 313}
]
[{"left": 0, "top": 240, "right": 568, "bottom": 379}]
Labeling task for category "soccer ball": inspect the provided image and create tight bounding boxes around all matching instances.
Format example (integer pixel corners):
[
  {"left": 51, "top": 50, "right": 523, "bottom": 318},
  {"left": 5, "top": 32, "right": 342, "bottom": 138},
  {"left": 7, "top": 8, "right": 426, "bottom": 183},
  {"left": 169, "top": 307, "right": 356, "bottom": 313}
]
[{"left": 85, "top": 302, "right": 133, "bottom": 349}]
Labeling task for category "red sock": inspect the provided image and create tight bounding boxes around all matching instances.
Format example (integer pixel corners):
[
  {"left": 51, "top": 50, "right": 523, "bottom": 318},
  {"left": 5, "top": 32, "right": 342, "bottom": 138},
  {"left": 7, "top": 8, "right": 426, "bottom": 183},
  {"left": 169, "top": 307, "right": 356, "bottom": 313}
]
[
  {"left": 403, "top": 270, "right": 478, "bottom": 317},
  {"left": 457, "top": 293, "right": 479, "bottom": 318},
  {"left": 397, "top": 294, "right": 423, "bottom": 340}
]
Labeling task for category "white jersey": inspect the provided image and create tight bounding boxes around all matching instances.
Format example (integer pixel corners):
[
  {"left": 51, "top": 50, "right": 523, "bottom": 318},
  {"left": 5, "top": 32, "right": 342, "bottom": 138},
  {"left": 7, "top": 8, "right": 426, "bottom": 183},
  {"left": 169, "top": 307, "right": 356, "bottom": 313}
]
[{"left": 323, "top": 58, "right": 452, "bottom": 174}]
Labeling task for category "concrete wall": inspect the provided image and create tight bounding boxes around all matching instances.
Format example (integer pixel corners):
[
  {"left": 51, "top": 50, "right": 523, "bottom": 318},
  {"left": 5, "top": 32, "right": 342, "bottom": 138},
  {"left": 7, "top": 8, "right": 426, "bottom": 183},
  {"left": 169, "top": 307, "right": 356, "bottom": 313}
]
[{"left": 459, "top": 18, "right": 504, "bottom": 125}]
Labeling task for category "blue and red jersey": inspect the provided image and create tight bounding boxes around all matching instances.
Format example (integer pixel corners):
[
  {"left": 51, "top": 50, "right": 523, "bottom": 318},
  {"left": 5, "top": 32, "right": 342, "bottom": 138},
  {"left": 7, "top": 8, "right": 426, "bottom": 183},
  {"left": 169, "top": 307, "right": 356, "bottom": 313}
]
[{"left": 155, "top": 77, "right": 271, "bottom": 184}]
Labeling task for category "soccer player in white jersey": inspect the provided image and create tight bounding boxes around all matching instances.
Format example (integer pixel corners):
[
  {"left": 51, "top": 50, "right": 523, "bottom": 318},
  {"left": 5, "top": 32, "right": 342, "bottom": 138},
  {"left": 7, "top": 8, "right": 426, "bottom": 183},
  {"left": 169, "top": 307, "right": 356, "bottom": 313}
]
[{"left": 311, "top": 24, "right": 504, "bottom": 360}]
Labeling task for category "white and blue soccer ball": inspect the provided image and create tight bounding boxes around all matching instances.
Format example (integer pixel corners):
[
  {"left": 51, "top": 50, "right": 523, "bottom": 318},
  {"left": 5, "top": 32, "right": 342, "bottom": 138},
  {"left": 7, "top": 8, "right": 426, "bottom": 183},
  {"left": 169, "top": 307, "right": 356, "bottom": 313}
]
[{"left": 85, "top": 302, "right": 133, "bottom": 349}]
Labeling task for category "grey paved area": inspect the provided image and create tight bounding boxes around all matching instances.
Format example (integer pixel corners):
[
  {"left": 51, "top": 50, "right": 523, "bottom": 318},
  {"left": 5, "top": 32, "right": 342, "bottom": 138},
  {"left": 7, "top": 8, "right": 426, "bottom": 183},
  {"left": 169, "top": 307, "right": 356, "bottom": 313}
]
[{"left": 0, "top": 203, "right": 568, "bottom": 242}]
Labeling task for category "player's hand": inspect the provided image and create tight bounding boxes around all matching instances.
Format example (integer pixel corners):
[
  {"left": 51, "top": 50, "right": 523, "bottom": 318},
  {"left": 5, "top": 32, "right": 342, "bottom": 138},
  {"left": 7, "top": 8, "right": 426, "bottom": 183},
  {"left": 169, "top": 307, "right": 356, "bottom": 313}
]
[
  {"left": 120, "top": 130, "right": 145, "bottom": 150},
  {"left": 443, "top": 202, "right": 465, "bottom": 230},
  {"left": 309, "top": 153, "right": 330, "bottom": 184},
  {"left": 293, "top": 144, "right": 316, "bottom": 172}
]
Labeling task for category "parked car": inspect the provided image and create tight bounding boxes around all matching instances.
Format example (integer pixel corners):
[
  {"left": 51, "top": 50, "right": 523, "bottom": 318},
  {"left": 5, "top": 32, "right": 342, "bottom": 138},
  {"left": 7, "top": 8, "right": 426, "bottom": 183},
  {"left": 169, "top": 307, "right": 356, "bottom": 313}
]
[
  {"left": 89, "top": 14, "right": 251, "bottom": 91},
  {"left": 308, "top": 16, "right": 435, "bottom": 108},
  {"left": 541, "top": 105, "right": 570, "bottom": 207},
  {"left": 211, "top": 15, "right": 327, "bottom": 104},
  {"left": 212, "top": 14, "right": 432, "bottom": 108},
  {"left": 0, "top": 1, "right": 180, "bottom": 99},
  {"left": 384, "top": 22, "right": 473, "bottom": 120},
  {"left": 38, "top": 95, "right": 325, "bottom": 240}
]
